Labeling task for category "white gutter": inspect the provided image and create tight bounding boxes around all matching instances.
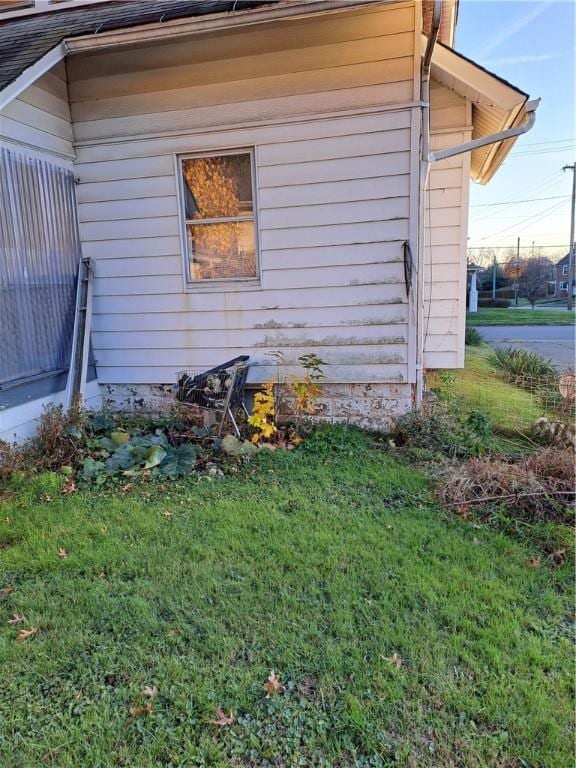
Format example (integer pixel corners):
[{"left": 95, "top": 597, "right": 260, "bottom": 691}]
[
  {"left": 429, "top": 98, "right": 539, "bottom": 163},
  {"left": 64, "top": 0, "right": 379, "bottom": 53}
]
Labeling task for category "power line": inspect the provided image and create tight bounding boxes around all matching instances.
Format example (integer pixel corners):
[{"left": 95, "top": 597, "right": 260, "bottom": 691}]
[
  {"left": 470, "top": 195, "right": 569, "bottom": 207},
  {"left": 468, "top": 245, "right": 567, "bottom": 249},
  {"left": 474, "top": 198, "right": 570, "bottom": 242}
]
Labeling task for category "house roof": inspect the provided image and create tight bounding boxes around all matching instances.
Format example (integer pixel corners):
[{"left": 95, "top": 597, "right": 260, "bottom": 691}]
[
  {"left": 555, "top": 254, "right": 571, "bottom": 266},
  {"left": 427, "top": 39, "right": 532, "bottom": 184},
  {"left": 0, "top": 0, "right": 267, "bottom": 93}
]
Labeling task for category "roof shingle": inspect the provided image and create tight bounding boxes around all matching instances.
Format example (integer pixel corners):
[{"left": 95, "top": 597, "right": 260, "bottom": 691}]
[{"left": 0, "top": 0, "right": 267, "bottom": 92}]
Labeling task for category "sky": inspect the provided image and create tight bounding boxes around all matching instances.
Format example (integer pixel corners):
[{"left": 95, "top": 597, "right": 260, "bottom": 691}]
[{"left": 454, "top": 0, "right": 575, "bottom": 258}]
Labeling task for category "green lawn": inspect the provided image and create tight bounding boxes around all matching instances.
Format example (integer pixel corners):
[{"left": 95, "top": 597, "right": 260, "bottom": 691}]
[
  {"left": 0, "top": 434, "right": 573, "bottom": 767},
  {"left": 449, "top": 347, "right": 551, "bottom": 433},
  {"left": 467, "top": 308, "right": 576, "bottom": 326}
]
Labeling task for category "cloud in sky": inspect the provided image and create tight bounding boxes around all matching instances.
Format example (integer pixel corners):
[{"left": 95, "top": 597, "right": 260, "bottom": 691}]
[
  {"left": 483, "top": 52, "right": 563, "bottom": 67},
  {"left": 472, "top": 1, "right": 552, "bottom": 60}
]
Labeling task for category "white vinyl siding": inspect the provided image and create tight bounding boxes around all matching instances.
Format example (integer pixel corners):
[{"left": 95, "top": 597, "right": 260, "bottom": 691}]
[
  {"left": 70, "top": 3, "right": 416, "bottom": 386},
  {"left": 0, "top": 61, "right": 74, "bottom": 162},
  {"left": 423, "top": 80, "right": 471, "bottom": 369}
]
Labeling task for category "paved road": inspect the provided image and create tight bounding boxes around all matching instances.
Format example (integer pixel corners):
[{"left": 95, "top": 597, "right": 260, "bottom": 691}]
[{"left": 476, "top": 325, "right": 575, "bottom": 369}]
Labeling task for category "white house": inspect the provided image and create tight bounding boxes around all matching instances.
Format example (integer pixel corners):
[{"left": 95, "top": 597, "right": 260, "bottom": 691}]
[{"left": 0, "top": 0, "right": 538, "bottom": 439}]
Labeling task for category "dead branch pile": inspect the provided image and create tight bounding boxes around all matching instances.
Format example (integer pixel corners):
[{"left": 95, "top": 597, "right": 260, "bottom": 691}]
[{"left": 437, "top": 448, "right": 575, "bottom": 521}]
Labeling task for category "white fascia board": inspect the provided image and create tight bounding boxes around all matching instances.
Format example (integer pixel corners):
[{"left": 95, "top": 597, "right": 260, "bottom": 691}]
[
  {"left": 64, "top": 0, "right": 383, "bottom": 54},
  {"left": 421, "top": 35, "right": 527, "bottom": 111},
  {"left": 0, "top": 42, "right": 66, "bottom": 111}
]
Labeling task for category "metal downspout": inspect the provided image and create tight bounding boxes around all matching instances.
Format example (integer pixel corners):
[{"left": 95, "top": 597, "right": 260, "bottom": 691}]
[{"left": 416, "top": 0, "right": 442, "bottom": 406}]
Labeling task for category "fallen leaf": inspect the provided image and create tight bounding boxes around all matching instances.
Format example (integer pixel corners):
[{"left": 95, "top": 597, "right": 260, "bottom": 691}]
[
  {"left": 161, "top": 510, "right": 173, "bottom": 519},
  {"left": 62, "top": 482, "right": 77, "bottom": 495},
  {"left": 4, "top": 517, "right": 12, "bottom": 524},
  {"left": 168, "top": 627, "right": 180, "bottom": 637},
  {"left": 384, "top": 652, "right": 402, "bottom": 668},
  {"left": 206, "top": 707, "right": 235, "bottom": 726},
  {"left": 456, "top": 504, "right": 470, "bottom": 520},
  {"left": 143, "top": 685, "right": 158, "bottom": 699},
  {"left": 129, "top": 702, "right": 152, "bottom": 718},
  {"left": 40, "top": 495, "right": 53, "bottom": 503},
  {"left": 57, "top": 548, "right": 68, "bottom": 560},
  {"left": 549, "top": 548, "right": 566, "bottom": 565},
  {"left": 264, "top": 670, "right": 285, "bottom": 698},
  {"left": 17, "top": 626, "right": 38, "bottom": 641},
  {"left": 120, "top": 483, "right": 133, "bottom": 494},
  {"left": 0, "top": 585, "right": 15, "bottom": 601},
  {"left": 7, "top": 613, "right": 25, "bottom": 624},
  {"left": 525, "top": 556, "right": 541, "bottom": 569}
]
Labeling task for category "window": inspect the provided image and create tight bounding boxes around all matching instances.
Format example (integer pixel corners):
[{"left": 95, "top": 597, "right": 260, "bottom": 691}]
[
  {"left": 559, "top": 281, "right": 568, "bottom": 291},
  {"left": 547, "top": 281, "right": 556, "bottom": 296},
  {"left": 179, "top": 151, "right": 258, "bottom": 282},
  {"left": 562, "top": 264, "right": 569, "bottom": 275}
]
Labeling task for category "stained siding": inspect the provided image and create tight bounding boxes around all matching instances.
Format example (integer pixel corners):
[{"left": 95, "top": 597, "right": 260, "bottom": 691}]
[
  {"left": 70, "top": 4, "right": 417, "bottom": 386},
  {"left": 0, "top": 62, "right": 75, "bottom": 162},
  {"left": 423, "top": 79, "right": 471, "bottom": 369}
]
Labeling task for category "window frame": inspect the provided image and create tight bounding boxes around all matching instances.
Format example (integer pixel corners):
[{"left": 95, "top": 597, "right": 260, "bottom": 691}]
[
  {"left": 562, "top": 264, "right": 569, "bottom": 275},
  {"left": 176, "top": 148, "right": 260, "bottom": 289},
  {"left": 559, "top": 281, "right": 568, "bottom": 291}
]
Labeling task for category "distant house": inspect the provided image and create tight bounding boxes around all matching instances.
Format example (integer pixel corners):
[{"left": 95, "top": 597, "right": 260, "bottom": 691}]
[
  {"left": 0, "top": 0, "right": 539, "bottom": 439},
  {"left": 548, "top": 254, "right": 575, "bottom": 298}
]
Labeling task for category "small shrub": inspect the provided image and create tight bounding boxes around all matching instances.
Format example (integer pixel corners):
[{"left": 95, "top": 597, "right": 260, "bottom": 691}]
[
  {"left": 465, "top": 327, "right": 483, "bottom": 346},
  {"left": 489, "top": 346, "right": 557, "bottom": 380},
  {"left": 391, "top": 401, "right": 490, "bottom": 459},
  {"left": 477, "top": 298, "right": 511, "bottom": 308},
  {"left": 478, "top": 288, "right": 515, "bottom": 299},
  {"left": 248, "top": 381, "right": 278, "bottom": 444},
  {"left": 302, "top": 423, "right": 369, "bottom": 455}
]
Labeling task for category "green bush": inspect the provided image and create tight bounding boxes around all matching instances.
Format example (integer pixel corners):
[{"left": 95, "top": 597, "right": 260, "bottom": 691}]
[
  {"left": 465, "top": 327, "right": 483, "bottom": 346},
  {"left": 391, "top": 401, "right": 491, "bottom": 459},
  {"left": 478, "top": 288, "right": 515, "bottom": 299},
  {"left": 478, "top": 298, "right": 511, "bottom": 308},
  {"left": 489, "top": 347, "right": 558, "bottom": 380}
]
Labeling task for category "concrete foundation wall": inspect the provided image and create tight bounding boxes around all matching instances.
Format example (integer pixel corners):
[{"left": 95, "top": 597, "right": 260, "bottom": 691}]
[{"left": 100, "top": 381, "right": 413, "bottom": 431}]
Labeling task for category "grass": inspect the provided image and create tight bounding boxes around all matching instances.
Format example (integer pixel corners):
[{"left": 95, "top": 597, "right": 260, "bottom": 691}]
[
  {"left": 432, "top": 347, "right": 549, "bottom": 435},
  {"left": 0, "top": 430, "right": 573, "bottom": 767},
  {"left": 467, "top": 308, "right": 576, "bottom": 326}
]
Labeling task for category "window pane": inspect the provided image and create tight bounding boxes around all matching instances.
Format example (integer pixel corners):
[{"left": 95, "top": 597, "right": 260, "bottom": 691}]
[
  {"left": 182, "top": 154, "right": 253, "bottom": 220},
  {"left": 187, "top": 221, "right": 257, "bottom": 280}
]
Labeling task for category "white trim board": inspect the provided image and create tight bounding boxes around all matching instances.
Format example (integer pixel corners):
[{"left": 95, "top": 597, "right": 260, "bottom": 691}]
[{"left": 0, "top": 43, "right": 66, "bottom": 111}]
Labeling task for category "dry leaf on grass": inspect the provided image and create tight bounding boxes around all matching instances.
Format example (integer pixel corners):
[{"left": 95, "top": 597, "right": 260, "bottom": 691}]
[
  {"left": 168, "top": 628, "right": 180, "bottom": 637},
  {"left": 0, "top": 585, "right": 15, "bottom": 601},
  {"left": 161, "top": 510, "right": 173, "bottom": 519},
  {"left": 549, "top": 548, "right": 566, "bottom": 565},
  {"left": 206, "top": 707, "right": 235, "bottom": 726},
  {"left": 40, "top": 495, "right": 53, "bottom": 503},
  {"left": 7, "top": 614, "right": 25, "bottom": 624},
  {"left": 264, "top": 670, "right": 285, "bottom": 698},
  {"left": 17, "top": 626, "right": 38, "bottom": 641},
  {"left": 4, "top": 517, "right": 12, "bottom": 524},
  {"left": 525, "top": 556, "right": 541, "bottom": 569},
  {"left": 143, "top": 685, "right": 158, "bottom": 699},
  {"left": 62, "top": 482, "right": 77, "bottom": 495},
  {"left": 57, "top": 548, "right": 68, "bottom": 560},
  {"left": 384, "top": 652, "right": 402, "bottom": 668},
  {"left": 128, "top": 702, "right": 152, "bottom": 718}
]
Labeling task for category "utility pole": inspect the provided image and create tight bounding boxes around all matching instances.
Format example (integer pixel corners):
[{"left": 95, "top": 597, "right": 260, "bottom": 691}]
[
  {"left": 492, "top": 252, "right": 497, "bottom": 299},
  {"left": 562, "top": 163, "right": 575, "bottom": 311},
  {"left": 514, "top": 237, "right": 520, "bottom": 306}
]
